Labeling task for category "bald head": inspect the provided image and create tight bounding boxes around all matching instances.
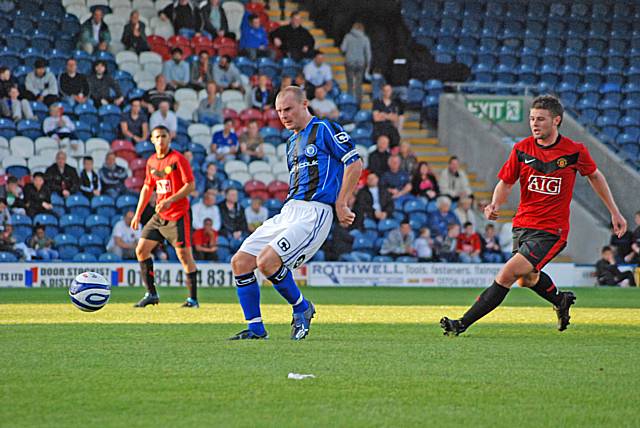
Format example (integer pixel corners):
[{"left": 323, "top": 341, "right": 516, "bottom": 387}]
[
  {"left": 275, "top": 86, "right": 311, "bottom": 132},
  {"left": 276, "top": 86, "right": 306, "bottom": 104}
]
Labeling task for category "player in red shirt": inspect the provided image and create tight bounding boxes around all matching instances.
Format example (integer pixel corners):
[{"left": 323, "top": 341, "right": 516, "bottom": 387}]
[
  {"left": 131, "top": 125, "right": 200, "bottom": 308},
  {"left": 441, "top": 95, "right": 627, "bottom": 336}
]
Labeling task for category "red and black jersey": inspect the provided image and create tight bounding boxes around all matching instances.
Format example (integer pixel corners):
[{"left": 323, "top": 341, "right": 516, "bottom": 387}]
[
  {"left": 498, "top": 135, "right": 597, "bottom": 240},
  {"left": 144, "top": 149, "right": 194, "bottom": 221}
]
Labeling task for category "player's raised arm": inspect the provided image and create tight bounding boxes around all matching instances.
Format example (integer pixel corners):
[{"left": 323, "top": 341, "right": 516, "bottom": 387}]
[{"left": 586, "top": 169, "right": 627, "bottom": 237}]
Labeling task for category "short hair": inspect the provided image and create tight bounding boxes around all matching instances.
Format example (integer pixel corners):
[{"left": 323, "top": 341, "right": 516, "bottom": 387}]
[
  {"left": 436, "top": 196, "right": 451, "bottom": 207},
  {"left": 7, "top": 176, "right": 18, "bottom": 184},
  {"left": 290, "top": 10, "right": 301, "bottom": 18},
  {"left": 0, "top": 66, "right": 7, "bottom": 74},
  {"left": 448, "top": 155, "right": 458, "bottom": 163},
  {"left": 203, "top": 217, "right": 213, "bottom": 224},
  {"left": 152, "top": 125, "right": 171, "bottom": 135},
  {"left": 93, "top": 60, "right": 107, "bottom": 70},
  {"left": 223, "top": 117, "right": 234, "bottom": 124},
  {"left": 33, "top": 172, "right": 45, "bottom": 179},
  {"left": 83, "top": 156, "right": 93, "bottom": 162},
  {"left": 248, "top": 13, "right": 259, "bottom": 21},
  {"left": 447, "top": 223, "right": 459, "bottom": 230},
  {"left": 171, "top": 47, "right": 183, "bottom": 55},
  {"left": 463, "top": 221, "right": 473, "bottom": 228},
  {"left": 602, "top": 246, "right": 612, "bottom": 253},
  {"left": 485, "top": 223, "right": 495, "bottom": 230},
  {"left": 0, "top": 198, "right": 7, "bottom": 205},
  {"left": 34, "top": 224, "right": 45, "bottom": 231},
  {"left": 221, "top": 54, "right": 231, "bottom": 62},
  {"left": 276, "top": 85, "right": 306, "bottom": 104},
  {"left": 531, "top": 95, "right": 564, "bottom": 125},
  {"left": 635, "top": 210, "right": 640, "bottom": 216},
  {"left": 400, "top": 220, "right": 410, "bottom": 226}
]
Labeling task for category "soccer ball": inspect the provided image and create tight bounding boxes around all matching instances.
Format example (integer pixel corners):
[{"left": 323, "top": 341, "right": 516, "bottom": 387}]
[{"left": 68, "top": 272, "right": 111, "bottom": 312}]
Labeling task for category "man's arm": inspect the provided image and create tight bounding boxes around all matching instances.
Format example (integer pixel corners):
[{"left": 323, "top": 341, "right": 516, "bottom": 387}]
[
  {"left": 156, "top": 181, "right": 195, "bottom": 214},
  {"left": 335, "top": 159, "right": 363, "bottom": 227},
  {"left": 586, "top": 169, "right": 627, "bottom": 237},
  {"left": 131, "top": 184, "right": 152, "bottom": 230},
  {"left": 485, "top": 180, "right": 514, "bottom": 220}
]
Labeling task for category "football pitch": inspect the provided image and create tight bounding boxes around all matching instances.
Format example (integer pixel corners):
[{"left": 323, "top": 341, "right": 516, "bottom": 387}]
[{"left": 1, "top": 287, "right": 639, "bottom": 428}]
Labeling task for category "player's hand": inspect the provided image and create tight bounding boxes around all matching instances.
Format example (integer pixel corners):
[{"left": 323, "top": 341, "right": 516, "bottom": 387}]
[
  {"left": 484, "top": 203, "right": 499, "bottom": 220},
  {"left": 611, "top": 211, "right": 627, "bottom": 238},
  {"left": 336, "top": 204, "right": 355, "bottom": 227},
  {"left": 131, "top": 216, "right": 140, "bottom": 231},
  {"left": 155, "top": 199, "right": 171, "bottom": 213}
]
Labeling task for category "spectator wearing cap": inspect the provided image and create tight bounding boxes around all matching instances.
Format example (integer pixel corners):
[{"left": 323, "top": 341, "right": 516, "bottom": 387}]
[
  {"left": 142, "top": 74, "right": 176, "bottom": 113},
  {"left": 24, "top": 59, "right": 59, "bottom": 106},
  {"left": 23, "top": 172, "right": 53, "bottom": 217},
  {"left": 239, "top": 14, "right": 272, "bottom": 61},
  {"left": 59, "top": 58, "right": 90, "bottom": 107},
  {"left": 212, "top": 55, "right": 244, "bottom": 92},
  {"left": 149, "top": 100, "right": 177, "bottom": 138},
  {"left": 195, "top": 81, "right": 223, "bottom": 125},
  {"left": 160, "top": 0, "right": 201, "bottom": 35},
  {"left": 45, "top": 151, "right": 80, "bottom": 198},
  {"left": 190, "top": 50, "right": 214, "bottom": 91},
  {"left": 99, "top": 152, "right": 128, "bottom": 198},
  {"left": 303, "top": 50, "right": 333, "bottom": 95},
  {"left": 198, "top": 0, "right": 232, "bottom": 39},
  {"left": 79, "top": 156, "right": 101, "bottom": 199},
  {"left": 121, "top": 10, "right": 150, "bottom": 54},
  {"left": 80, "top": 8, "right": 111, "bottom": 54},
  {"left": 120, "top": 98, "right": 149, "bottom": 142},
  {"left": 163, "top": 47, "right": 190, "bottom": 90},
  {"left": 340, "top": 22, "right": 371, "bottom": 105},
  {"left": 250, "top": 74, "right": 275, "bottom": 111},
  {"left": 271, "top": 10, "right": 315, "bottom": 61},
  {"left": 87, "top": 60, "right": 124, "bottom": 107}
]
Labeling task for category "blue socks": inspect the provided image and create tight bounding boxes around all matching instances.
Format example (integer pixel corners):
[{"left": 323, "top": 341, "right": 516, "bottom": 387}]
[
  {"left": 268, "top": 265, "right": 309, "bottom": 314},
  {"left": 235, "top": 272, "right": 266, "bottom": 336}
]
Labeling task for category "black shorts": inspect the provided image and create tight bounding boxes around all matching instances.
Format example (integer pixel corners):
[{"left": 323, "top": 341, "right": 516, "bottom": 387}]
[
  {"left": 141, "top": 212, "right": 192, "bottom": 248},
  {"left": 512, "top": 227, "right": 567, "bottom": 271}
]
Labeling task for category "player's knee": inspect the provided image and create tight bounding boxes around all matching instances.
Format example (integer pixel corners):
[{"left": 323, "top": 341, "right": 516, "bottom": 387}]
[
  {"left": 231, "top": 252, "right": 254, "bottom": 274},
  {"left": 518, "top": 272, "right": 540, "bottom": 288},
  {"left": 256, "top": 251, "right": 279, "bottom": 277},
  {"left": 135, "top": 243, "right": 147, "bottom": 260}
]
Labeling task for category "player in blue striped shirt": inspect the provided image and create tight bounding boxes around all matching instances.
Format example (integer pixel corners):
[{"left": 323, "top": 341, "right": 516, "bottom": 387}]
[{"left": 229, "top": 86, "right": 363, "bottom": 340}]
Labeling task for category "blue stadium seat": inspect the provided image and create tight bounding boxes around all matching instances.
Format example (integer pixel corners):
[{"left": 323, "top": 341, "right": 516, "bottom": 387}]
[
  {"left": 372, "top": 255, "right": 393, "bottom": 263},
  {"left": 378, "top": 219, "right": 399, "bottom": 233},
  {"left": 99, "top": 252, "right": 122, "bottom": 262},
  {"left": 234, "top": 56, "right": 257, "bottom": 76},
  {"left": 85, "top": 214, "right": 112, "bottom": 240},
  {"left": 54, "top": 234, "right": 79, "bottom": 260},
  {"left": 257, "top": 57, "right": 281, "bottom": 80},
  {"left": 116, "top": 195, "right": 138, "bottom": 213},
  {"left": 396, "top": 256, "right": 418, "bottom": 263},
  {"left": 59, "top": 214, "right": 86, "bottom": 239},
  {"left": 0, "top": 251, "right": 18, "bottom": 262},
  {"left": 33, "top": 213, "right": 59, "bottom": 236},
  {"left": 16, "top": 120, "right": 42, "bottom": 140},
  {"left": 352, "top": 127, "right": 372, "bottom": 146},
  {"left": 98, "top": 104, "right": 122, "bottom": 129},
  {"left": 337, "top": 93, "right": 358, "bottom": 123},
  {"left": 90, "top": 195, "right": 116, "bottom": 218},
  {"left": 73, "top": 253, "right": 97, "bottom": 262},
  {"left": 265, "top": 198, "right": 283, "bottom": 217},
  {"left": 30, "top": 101, "right": 48, "bottom": 121},
  {"left": 75, "top": 103, "right": 99, "bottom": 128},
  {"left": 73, "top": 121, "right": 93, "bottom": 141},
  {"left": 259, "top": 127, "right": 281, "bottom": 146},
  {"left": 66, "top": 194, "right": 91, "bottom": 217},
  {"left": 79, "top": 234, "right": 104, "bottom": 256}
]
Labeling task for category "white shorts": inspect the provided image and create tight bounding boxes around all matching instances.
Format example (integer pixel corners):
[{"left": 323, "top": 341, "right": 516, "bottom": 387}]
[{"left": 238, "top": 200, "right": 333, "bottom": 269}]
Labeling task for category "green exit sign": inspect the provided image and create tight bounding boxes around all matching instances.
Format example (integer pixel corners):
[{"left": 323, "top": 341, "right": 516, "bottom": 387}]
[{"left": 466, "top": 99, "right": 523, "bottom": 123}]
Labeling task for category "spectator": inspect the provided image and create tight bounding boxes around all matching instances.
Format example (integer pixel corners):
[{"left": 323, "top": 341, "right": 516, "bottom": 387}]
[
  {"left": 0, "top": 66, "right": 17, "bottom": 100},
  {"left": 454, "top": 196, "right": 478, "bottom": 231},
  {"left": 204, "top": 163, "right": 224, "bottom": 192},
  {"left": 193, "top": 217, "right": 219, "bottom": 260},
  {"left": 398, "top": 141, "right": 417, "bottom": 175},
  {"left": 428, "top": 196, "right": 460, "bottom": 238},
  {"left": 320, "top": 219, "right": 352, "bottom": 261},
  {"left": 218, "top": 188, "right": 248, "bottom": 239},
  {"left": 143, "top": 74, "right": 176, "bottom": 113},
  {"left": 99, "top": 152, "right": 128, "bottom": 198},
  {"left": 411, "top": 161, "right": 439, "bottom": 201},
  {"left": 45, "top": 151, "right": 80, "bottom": 198},
  {"left": 199, "top": 0, "right": 231, "bottom": 38},
  {"left": 456, "top": 221, "right": 481, "bottom": 263},
  {"left": 475, "top": 198, "right": 497, "bottom": 234},
  {"left": 29, "top": 224, "right": 59, "bottom": 261},
  {"left": 212, "top": 55, "right": 244, "bottom": 92},
  {"left": 368, "top": 134, "right": 391, "bottom": 177},
  {"left": 106, "top": 210, "right": 140, "bottom": 260},
  {"left": 293, "top": 71, "right": 309, "bottom": 97},
  {"left": 4, "top": 177, "right": 26, "bottom": 215},
  {"left": 309, "top": 86, "right": 339, "bottom": 120},
  {"left": 163, "top": 48, "right": 190, "bottom": 90},
  {"left": 79, "top": 156, "right": 101, "bottom": 199},
  {"left": 149, "top": 100, "right": 178, "bottom": 138},
  {"left": 192, "top": 189, "right": 222, "bottom": 231},
  {"left": 43, "top": 104, "right": 76, "bottom": 140},
  {"left": 190, "top": 50, "right": 214, "bottom": 91},
  {"left": 380, "top": 155, "right": 412, "bottom": 200},
  {"left": 58, "top": 58, "right": 90, "bottom": 106},
  {"left": 160, "top": 0, "right": 201, "bottom": 34},
  {"left": 271, "top": 11, "right": 314, "bottom": 61},
  {"left": 480, "top": 223, "right": 503, "bottom": 263},
  {"left": 0, "top": 198, "right": 10, "bottom": 228},
  {"left": 609, "top": 227, "right": 633, "bottom": 264},
  {"left": 80, "top": 8, "right": 110, "bottom": 53},
  {"left": 88, "top": 60, "right": 124, "bottom": 107},
  {"left": 250, "top": 74, "right": 275, "bottom": 111},
  {"left": 436, "top": 223, "right": 460, "bottom": 262},
  {"left": 245, "top": 198, "right": 268, "bottom": 233},
  {"left": 24, "top": 59, "right": 59, "bottom": 105},
  {"left": 211, "top": 117, "right": 239, "bottom": 161},
  {"left": 274, "top": 75, "right": 293, "bottom": 100},
  {"left": 624, "top": 240, "right": 640, "bottom": 265},
  {"left": 353, "top": 172, "right": 393, "bottom": 230},
  {"left": 372, "top": 84, "right": 403, "bottom": 148},
  {"left": 632, "top": 211, "right": 640, "bottom": 243},
  {"left": 439, "top": 156, "right": 472, "bottom": 202},
  {"left": 23, "top": 172, "right": 53, "bottom": 217},
  {"left": 414, "top": 227, "right": 434, "bottom": 262},
  {"left": 303, "top": 51, "right": 333, "bottom": 94},
  {"left": 239, "top": 120, "right": 265, "bottom": 162},
  {"left": 0, "top": 224, "right": 20, "bottom": 259},
  {"left": 120, "top": 98, "right": 149, "bottom": 142},
  {"left": 121, "top": 10, "right": 149, "bottom": 54},
  {"left": 340, "top": 22, "right": 371, "bottom": 105},
  {"left": 5, "top": 86, "right": 35, "bottom": 121},
  {"left": 239, "top": 14, "right": 272, "bottom": 60},
  {"left": 596, "top": 246, "right": 636, "bottom": 287},
  {"left": 195, "top": 81, "right": 223, "bottom": 125},
  {"left": 381, "top": 221, "right": 416, "bottom": 259}
]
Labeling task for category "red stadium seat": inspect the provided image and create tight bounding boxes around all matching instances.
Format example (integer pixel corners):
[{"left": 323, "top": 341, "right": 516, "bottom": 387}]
[
  {"left": 262, "top": 109, "right": 282, "bottom": 129},
  {"left": 239, "top": 108, "right": 265, "bottom": 127},
  {"left": 111, "top": 139, "right": 135, "bottom": 152},
  {"left": 268, "top": 180, "right": 289, "bottom": 201},
  {"left": 147, "top": 35, "right": 167, "bottom": 47},
  {"left": 213, "top": 37, "right": 238, "bottom": 58},
  {"left": 167, "top": 35, "right": 190, "bottom": 48},
  {"left": 265, "top": 21, "right": 280, "bottom": 33},
  {"left": 151, "top": 44, "right": 171, "bottom": 61},
  {"left": 245, "top": 2, "right": 265, "bottom": 15},
  {"left": 125, "top": 176, "right": 143, "bottom": 192},
  {"left": 128, "top": 157, "right": 146, "bottom": 171},
  {"left": 244, "top": 179, "right": 269, "bottom": 199},
  {"left": 191, "top": 35, "right": 216, "bottom": 56}
]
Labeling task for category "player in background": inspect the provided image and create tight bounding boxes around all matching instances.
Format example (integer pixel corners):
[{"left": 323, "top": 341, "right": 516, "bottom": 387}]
[
  {"left": 441, "top": 95, "right": 627, "bottom": 335},
  {"left": 131, "top": 125, "right": 200, "bottom": 308},
  {"left": 229, "top": 86, "right": 363, "bottom": 340}
]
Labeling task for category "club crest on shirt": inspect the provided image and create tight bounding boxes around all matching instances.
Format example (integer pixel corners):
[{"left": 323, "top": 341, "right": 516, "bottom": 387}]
[
  {"left": 304, "top": 144, "right": 317, "bottom": 157},
  {"left": 150, "top": 163, "right": 175, "bottom": 178},
  {"left": 556, "top": 158, "right": 567, "bottom": 168}
]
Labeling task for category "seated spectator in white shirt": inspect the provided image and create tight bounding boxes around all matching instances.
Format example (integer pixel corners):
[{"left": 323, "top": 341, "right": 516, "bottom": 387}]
[
  {"left": 309, "top": 86, "right": 339, "bottom": 120},
  {"left": 43, "top": 104, "right": 76, "bottom": 140},
  {"left": 149, "top": 100, "right": 177, "bottom": 138},
  {"left": 163, "top": 47, "right": 190, "bottom": 90},
  {"left": 191, "top": 189, "right": 221, "bottom": 231},
  {"left": 106, "top": 210, "right": 141, "bottom": 259},
  {"left": 244, "top": 198, "right": 268, "bottom": 233},
  {"left": 303, "top": 50, "right": 333, "bottom": 93},
  {"left": 414, "top": 227, "right": 434, "bottom": 261}
]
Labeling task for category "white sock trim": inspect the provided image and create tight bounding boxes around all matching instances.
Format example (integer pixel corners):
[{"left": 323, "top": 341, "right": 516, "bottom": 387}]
[
  {"left": 248, "top": 317, "right": 262, "bottom": 323},
  {"left": 294, "top": 295, "right": 304, "bottom": 306}
]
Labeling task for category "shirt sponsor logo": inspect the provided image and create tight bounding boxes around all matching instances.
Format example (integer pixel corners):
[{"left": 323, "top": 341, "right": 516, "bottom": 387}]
[
  {"left": 527, "top": 175, "right": 561, "bottom": 195},
  {"left": 156, "top": 179, "right": 172, "bottom": 194},
  {"left": 333, "top": 131, "right": 350, "bottom": 144},
  {"left": 291, "top": 159, "right": 319, "bottom": 172}
]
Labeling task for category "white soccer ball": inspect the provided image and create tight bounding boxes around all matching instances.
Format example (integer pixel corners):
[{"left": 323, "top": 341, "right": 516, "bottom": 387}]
[{"left": 68, "top": 272, "right": 111, "bottom": 312}]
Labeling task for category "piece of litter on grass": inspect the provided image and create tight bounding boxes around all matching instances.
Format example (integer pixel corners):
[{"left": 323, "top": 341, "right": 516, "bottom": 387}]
[{"left": 287, "top": 373, "right": 316, "bottom": 380}]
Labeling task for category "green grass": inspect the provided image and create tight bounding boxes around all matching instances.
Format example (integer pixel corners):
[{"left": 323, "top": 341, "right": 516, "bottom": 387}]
[{"left": 1, "top": 287, "right": 640, "bottom": 427}]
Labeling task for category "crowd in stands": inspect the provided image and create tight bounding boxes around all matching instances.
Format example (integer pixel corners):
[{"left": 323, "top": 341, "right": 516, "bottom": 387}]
[{"left": 598, "top": 210, "right": 640, "bottom": 286}]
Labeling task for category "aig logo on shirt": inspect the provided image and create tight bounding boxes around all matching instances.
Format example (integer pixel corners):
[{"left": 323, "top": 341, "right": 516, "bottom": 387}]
[
  {"left": 304, "top": 144, "right": 317, "bottom": 157},
  {"left": 527, "top": 175, "right": 562, "bottom": 195}
]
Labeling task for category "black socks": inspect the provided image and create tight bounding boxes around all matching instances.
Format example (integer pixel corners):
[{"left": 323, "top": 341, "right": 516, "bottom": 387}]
[
  {"left": 186, "top": 271, "right": 199, "bottom": 301},
  {"left": 530, "top": 271, "right": 563, "bottom": 306},
  {"left": 139, "top": 258, "right": 157, "bottom": 295},
  {"left": 461, "top": 281, "right": 510, "bottom": 328}
]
